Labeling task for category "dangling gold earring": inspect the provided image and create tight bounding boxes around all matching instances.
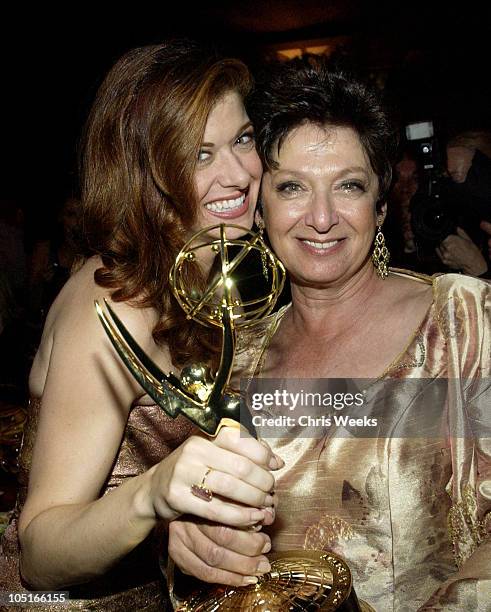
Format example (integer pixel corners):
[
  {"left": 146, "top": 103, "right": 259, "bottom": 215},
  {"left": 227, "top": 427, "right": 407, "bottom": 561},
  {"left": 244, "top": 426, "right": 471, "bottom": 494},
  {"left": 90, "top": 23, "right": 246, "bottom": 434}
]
[
  {"left": 372, "top": 225, "right": 390, "bottom": 279},
  {"left": 257, "top": 218, "right": 269, "bottom": 280}
]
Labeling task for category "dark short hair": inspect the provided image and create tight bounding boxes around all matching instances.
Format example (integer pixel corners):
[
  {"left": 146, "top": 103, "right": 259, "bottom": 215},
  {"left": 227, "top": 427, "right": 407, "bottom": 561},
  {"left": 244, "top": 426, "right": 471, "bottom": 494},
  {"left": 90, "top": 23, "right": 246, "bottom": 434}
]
[{"left": 248, "top": 54, "right": 398, "bottom": 201}]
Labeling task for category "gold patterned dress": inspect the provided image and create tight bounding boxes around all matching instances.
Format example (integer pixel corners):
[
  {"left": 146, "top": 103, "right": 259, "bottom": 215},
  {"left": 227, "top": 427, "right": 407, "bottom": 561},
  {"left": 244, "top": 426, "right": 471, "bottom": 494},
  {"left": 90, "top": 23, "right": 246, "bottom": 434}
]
[
  {"left": 232, "top": 272, "right": 491, "bottom": 611},
  {"left": 0, "top": 400, "right": 196, "bottom": 611}
]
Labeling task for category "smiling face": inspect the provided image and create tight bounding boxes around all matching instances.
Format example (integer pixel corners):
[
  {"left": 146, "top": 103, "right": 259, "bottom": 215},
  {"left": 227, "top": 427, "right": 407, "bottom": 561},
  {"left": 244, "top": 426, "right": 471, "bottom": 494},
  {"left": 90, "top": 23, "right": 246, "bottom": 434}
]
[
  {"left": 192, "top": 90, "right": 262, "bottom": 240},
  {"left": 261, "top": 123, "right": 384, "bottom": 288}
]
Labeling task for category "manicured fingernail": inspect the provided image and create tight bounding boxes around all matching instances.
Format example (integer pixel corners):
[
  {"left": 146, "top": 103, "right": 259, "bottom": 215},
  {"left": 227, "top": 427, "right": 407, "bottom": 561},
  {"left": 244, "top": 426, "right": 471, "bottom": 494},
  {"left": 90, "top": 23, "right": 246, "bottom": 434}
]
[
  {"left": 264, "top": 506, "right": 275, "bottom": 519},
  {"left": 249, "top": 522, "right": 263, "bottom": 532},
  {"left": 261, "top": 540, "right": 271, "bottom": 554},
  {"left": 251, "top": 510, "right": 265, "bottom": 522},
  {"left": 256, "top": 560, "right": 271, "bottom": 574},
  {"left": 264, "top": 494, "right": 274, "bottom": 506},
  {"left": 268, "top": 454, "right": 284, "bottom": 469},
  {"left": 275, "top": 454, "right": 285, "bottom": 467},
  {"left": 244, "top": 576, "right": 258, "bottom": 585}
]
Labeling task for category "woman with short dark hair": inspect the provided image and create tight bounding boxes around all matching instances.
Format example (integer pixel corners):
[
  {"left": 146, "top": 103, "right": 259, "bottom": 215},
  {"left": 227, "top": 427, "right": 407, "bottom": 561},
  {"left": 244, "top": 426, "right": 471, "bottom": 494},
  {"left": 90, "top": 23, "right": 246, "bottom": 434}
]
[{"left": 171, "top": 56, "right": 491, "bottom": 610}]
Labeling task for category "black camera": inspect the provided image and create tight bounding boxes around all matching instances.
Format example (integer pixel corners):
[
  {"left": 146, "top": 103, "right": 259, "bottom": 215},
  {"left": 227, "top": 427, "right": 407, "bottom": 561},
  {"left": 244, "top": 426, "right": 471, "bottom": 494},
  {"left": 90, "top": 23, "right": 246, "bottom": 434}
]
[{"left": 406, "top": 121, "right": 491, "bottom": 256}]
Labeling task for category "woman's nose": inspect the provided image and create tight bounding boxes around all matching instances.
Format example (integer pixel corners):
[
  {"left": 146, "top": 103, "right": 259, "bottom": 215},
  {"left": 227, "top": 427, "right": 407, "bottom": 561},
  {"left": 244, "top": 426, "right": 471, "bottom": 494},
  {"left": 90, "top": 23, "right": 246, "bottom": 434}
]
[
  {"left": 304, "top": 192, "right": 339, "bottom": 232},
  {"left": 217, "top": 151, "right": 250, "bottom": 188}
]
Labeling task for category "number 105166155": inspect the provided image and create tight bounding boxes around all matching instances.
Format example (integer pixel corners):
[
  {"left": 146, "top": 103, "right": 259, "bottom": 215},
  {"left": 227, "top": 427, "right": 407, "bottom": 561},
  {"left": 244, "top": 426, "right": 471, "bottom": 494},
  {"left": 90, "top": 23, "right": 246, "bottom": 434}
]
[{"left": 0, "top": 591, "right": 69, "bottom": 606}]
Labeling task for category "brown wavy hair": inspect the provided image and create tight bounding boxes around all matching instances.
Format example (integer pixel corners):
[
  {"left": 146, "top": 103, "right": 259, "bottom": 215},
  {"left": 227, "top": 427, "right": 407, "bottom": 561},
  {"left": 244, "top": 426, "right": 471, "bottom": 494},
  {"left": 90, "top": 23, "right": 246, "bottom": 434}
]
[{"left": 80, "top": 39, "right": 253, "bottom": 368}]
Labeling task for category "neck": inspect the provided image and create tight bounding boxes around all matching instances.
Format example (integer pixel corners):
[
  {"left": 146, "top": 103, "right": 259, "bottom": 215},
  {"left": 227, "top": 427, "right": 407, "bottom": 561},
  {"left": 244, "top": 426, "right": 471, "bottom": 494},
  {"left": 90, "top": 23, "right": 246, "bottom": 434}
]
[
  {"left": 190, "top": 235, "right": 219, "bottom": 276},
  {"left": 197, "top": 251, "right": 216, "bottom": 276},
  {"left": 288, "top": 262, "right": 384, "bottom": 336}
]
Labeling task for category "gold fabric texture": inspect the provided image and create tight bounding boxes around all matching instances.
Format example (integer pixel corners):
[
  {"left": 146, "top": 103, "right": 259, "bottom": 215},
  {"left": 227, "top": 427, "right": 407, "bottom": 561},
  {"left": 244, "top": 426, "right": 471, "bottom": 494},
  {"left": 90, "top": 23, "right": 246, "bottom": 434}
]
[
  {"left": 0, "top": 399, "right": 196, "bottom": 611},
  {"left": 232, "top": 272, "right": 491, "bottom": 611}
]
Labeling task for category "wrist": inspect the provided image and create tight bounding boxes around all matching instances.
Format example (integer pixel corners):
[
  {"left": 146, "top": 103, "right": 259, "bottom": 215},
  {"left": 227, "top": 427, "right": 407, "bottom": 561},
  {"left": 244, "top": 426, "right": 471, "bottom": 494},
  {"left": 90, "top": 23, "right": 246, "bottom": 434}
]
[
  {"left": 136, "top": 463, "right": 180, "bottom": 523},
  {"left": 131, "top": 466, "right": 160, "bottom": 524}
]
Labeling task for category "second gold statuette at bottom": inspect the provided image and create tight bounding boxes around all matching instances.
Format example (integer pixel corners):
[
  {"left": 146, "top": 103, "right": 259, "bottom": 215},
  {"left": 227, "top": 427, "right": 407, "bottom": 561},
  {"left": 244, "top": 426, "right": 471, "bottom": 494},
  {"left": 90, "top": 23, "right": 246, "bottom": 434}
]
[{"left": 176, "top": 550, "right": 376, "bottom": 611}]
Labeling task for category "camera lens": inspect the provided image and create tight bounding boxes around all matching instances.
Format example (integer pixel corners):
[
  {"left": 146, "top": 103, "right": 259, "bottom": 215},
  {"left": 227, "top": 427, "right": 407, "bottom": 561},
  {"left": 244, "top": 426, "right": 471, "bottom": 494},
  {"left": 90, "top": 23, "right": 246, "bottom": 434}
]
[
  {"left": 423, "top": 206, "right": 447, "bottom": 231},
  {"left": 410, "top": 191, "right": 455, "bottom": 248}
]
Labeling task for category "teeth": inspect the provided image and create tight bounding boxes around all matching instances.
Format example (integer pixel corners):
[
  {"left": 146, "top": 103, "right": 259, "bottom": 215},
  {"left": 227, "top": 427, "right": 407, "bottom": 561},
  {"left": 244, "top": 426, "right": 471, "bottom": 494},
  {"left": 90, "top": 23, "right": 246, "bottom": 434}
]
[
  {"left": 205, "top": 194, "right": 245, "bottom": 213},
  {"left": 303, "top": 239, "right": 339, "bottom": 249}
]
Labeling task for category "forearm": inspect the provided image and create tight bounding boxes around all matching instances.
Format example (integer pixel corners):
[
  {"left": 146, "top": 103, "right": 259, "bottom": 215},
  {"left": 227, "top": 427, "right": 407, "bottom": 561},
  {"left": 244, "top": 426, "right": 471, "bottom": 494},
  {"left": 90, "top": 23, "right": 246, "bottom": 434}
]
[
  {"left": 19, "top": 467, "right": 158, "bottom": 590},
  {"left": 19, "top": 425, "right": 276, "bottom": 590}
]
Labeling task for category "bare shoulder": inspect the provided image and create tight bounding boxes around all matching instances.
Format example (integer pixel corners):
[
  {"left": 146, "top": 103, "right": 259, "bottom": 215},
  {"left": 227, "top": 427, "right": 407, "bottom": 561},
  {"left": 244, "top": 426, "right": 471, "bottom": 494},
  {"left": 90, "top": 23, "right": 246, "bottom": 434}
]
[
  {"left": 20, "top": 257, "right": 170, "bottom": 525},
  {"left": 47, "top": 257, "right": 158, "bottom": 330},
  {"left": 29, "top": 256, "right": 164, "bottom": 400}
]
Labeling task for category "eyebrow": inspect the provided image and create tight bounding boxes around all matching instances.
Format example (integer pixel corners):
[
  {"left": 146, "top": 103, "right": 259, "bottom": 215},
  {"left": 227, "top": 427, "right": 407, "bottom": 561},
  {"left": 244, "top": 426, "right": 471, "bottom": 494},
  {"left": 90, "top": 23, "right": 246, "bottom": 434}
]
[
  {"left": 201, "top": 121, "right": 253, "bottom": 148},
  {"left": 334, "top": 166, "right": 370, "bottom": 178},
  {"left": 336, "top": 166, "right": 375, "bottom": 178},
  {"left": 273, "top": 165, "right": 370, "bottom": 178}
]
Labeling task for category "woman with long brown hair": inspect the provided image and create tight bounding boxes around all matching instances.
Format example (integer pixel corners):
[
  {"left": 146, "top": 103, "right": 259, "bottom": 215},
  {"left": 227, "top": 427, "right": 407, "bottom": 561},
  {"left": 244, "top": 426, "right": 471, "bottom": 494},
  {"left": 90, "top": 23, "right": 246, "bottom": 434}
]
[{"left": 0, "top": 39, "right": 278, "bottom": 610}]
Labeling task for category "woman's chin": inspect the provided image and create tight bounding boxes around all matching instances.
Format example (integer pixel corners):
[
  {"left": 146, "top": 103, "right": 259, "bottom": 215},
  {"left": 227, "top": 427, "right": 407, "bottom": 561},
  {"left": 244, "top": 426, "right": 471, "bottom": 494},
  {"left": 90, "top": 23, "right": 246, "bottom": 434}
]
[
  {"left": 291, "top": 259, "right": 374, "bottom": 289},
  {"left": 195, "top": 213, "right": 255, "bottom": 239},
  {"left": 291, "top": 269, "right": 345, "bottom": 289}
]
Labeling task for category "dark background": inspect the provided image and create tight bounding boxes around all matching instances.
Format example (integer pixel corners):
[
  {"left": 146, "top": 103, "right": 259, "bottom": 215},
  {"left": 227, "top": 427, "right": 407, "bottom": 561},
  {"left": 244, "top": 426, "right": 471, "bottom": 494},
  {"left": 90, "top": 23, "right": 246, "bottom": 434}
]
[{"left": 3, "top": 1, "right": 491, "bottom": 238}]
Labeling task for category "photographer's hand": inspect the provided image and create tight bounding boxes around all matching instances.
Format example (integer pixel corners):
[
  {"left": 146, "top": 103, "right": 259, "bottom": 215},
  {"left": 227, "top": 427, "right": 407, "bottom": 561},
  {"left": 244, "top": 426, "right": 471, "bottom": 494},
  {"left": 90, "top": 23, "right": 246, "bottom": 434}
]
[
  {"left": 480, "top": 220, "right": 491, "bottom": 259},
  {"left": 436, "top": 227, "right": 488, "bottom": 276},
  {"left": 446, "top": 145, "right": 475, "bottom": 183}
]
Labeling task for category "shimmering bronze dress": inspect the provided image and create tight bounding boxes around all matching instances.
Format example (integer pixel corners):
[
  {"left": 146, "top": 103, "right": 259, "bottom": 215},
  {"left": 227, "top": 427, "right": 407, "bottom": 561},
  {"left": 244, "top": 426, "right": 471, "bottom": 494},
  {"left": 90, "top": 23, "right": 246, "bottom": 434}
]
[
  {"left": 231, "top": 272, "right": 491, "bottom": 611},
  {"left": 0, "top": 401, "right": 196, "bottom": 611}
]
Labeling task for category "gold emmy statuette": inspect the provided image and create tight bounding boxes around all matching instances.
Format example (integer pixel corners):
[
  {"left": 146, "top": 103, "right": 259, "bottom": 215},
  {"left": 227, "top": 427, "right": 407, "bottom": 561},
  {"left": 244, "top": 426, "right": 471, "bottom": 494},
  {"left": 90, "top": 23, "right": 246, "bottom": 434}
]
[
  {"left": 95, "top": 224, "right": 372, "bottom": 611},
  {"left": 95, "top": 224, "right": 285, "bottom": 437},
  {"left": 176, "top": 550, "right": 374, "bottom": 612}
]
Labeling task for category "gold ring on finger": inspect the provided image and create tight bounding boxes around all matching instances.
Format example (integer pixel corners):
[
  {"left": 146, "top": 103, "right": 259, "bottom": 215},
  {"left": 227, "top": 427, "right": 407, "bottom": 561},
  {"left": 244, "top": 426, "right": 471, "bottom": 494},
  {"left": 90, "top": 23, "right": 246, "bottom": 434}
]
[{"left": 191, "top": 468, "right": 213, "bottom": 502}]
